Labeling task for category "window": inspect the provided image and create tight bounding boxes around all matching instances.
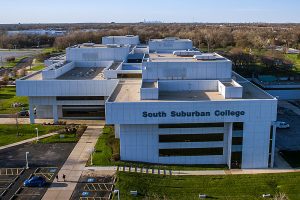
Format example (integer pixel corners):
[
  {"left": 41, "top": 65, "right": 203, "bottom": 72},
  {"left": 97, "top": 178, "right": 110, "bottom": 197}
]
[
  {"left": 233, "top": 122, "right": 243, "bottom": 131},
  {"left": 159, "top": 123, "right": 224, "bottom": 129},
  {"left": 159, "top": 148, "right": 223, "bottom": 157},
  {"left": 62, "top": 106, "right": 105, "bottom": 118},
  {"left": 159, "top": 134, "right": 223, "bottom": 143},
  {"left": 57, "top": 96, "right": 105, "bottom": 101},
  {"left": 231, "top": 151, "right": 242, "bottom": 169},
  {"left": 232, "top": 137, "right": 243, "bottom": 145},
  {"left": 117, "top": 74, "right": 142, "bottom": 78}
]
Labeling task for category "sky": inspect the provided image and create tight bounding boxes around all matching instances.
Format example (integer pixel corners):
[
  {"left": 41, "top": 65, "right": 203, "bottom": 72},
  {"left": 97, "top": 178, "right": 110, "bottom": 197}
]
[{"left": 0, "top": 0, "right": 299, "bottom": 24}]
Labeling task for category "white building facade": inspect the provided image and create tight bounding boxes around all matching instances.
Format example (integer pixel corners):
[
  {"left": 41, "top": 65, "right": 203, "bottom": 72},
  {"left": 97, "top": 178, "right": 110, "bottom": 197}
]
[
  {"left": 17, "top": 36, "right": 277, "bottom": 169},
  {"left": 105, "top": 50, "right": 278, "bottom": 169}
]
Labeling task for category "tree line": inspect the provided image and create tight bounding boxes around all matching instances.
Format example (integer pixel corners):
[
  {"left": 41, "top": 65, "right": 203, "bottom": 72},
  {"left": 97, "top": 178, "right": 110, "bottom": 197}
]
[{"left": 0, "top": 24, "right": 299, "bottom": 50}]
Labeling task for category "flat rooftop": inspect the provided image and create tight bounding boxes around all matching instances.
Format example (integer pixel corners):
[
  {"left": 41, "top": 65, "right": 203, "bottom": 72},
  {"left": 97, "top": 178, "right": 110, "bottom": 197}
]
[
  {"left": 148, "top": 53, "right": 228, "bottom": 62},
  {"left": 70, "top": 43, "right": 128, "bottom": 49},
  {"left": 109, "top": 76, "right": 274, "bottom": 103},
  {"left": 25, "top": 71, "right": 43, "bottom": 80},
  {"left": 57, "top": 67, "right": 105, "bottom": 80},
  {"left": 109, "top": 81, "right": 224, "bottom": 103}
]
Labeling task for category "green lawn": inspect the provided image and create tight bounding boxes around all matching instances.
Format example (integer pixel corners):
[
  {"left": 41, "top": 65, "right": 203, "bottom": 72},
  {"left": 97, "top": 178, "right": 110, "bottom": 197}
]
[
  {"left": 0, "top": 86, "right": 28, "bottom": 114},
  {"left": 0, "top": 124, "right": 64, "bottom": 147},
  {"left": 2, "top": 56, "right": 28, "bottom": 68},
  {"left": 39, "top": 132, "right": 78, "bottom": 143},
  {"left": 39, "top": 124, "right": 87, "bottom": 144},
  {"left": 30, "top": 64, "right": 45, "bottom": 71},
  {"left": 91, "top": 126, "right": 227, "bottom": 171},
  {"left": 285, "top": 54, "right": 300, "bottom": 72},
  {"left": 115, "top": 172, "right": 300, "bottom": 200}
]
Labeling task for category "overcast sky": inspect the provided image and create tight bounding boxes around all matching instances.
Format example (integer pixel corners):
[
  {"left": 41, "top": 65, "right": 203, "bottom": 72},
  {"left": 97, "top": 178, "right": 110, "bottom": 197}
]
[{"left": 1, "top": 0, "right": 299, "bottom": 24}]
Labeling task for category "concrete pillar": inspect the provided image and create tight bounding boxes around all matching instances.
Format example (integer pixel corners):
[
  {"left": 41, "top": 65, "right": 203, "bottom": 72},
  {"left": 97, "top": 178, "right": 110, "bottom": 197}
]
[
  {"left": 29, "top": 104, "right": 35, "bottom": 124},
  {"left": 270, "top": 122, "right": 277, "bottom": 168},
  {"left": 52, "top": 105, "right": 58, "bottom": 123},
  {"left": 227, "top": 123, "right": 233, "bottom": 169}
]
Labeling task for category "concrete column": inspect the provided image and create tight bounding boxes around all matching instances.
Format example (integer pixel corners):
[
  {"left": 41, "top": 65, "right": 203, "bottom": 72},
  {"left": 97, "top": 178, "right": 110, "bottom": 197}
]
[
  {"left": 52, "top": 105, "right": 58, "bottom": 123},
  {"left": 227, "top": 123, "right": 233, "bottom": 169},
  {"left": 270, "top": 122, "right": 277, "bottom": 168},
  {"left": 29, "top": 104, "right": 35, "bottom": 124}
]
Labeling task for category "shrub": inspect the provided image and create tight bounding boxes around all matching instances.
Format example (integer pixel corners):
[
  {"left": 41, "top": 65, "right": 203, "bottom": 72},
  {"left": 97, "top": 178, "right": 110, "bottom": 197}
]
[{"left": 6, "top": 56, "right": 15, "bottom": 62}]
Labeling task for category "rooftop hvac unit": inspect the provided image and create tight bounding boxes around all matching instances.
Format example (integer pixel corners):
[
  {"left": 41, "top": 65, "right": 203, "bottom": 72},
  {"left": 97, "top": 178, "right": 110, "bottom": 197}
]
[
  {"left": 193, "top": 54, "right": 217, "bottom": 60},
  {"left": 173, "top": 50, "right": 201, "bottom": 56}
]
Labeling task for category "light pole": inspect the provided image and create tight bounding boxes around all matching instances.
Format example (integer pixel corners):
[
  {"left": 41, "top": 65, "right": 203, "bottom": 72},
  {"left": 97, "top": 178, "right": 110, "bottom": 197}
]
[
  {"left": 114, "top": 189, "right": 120, "bottom": 200},
  {"left": 35, "top": 128, "right": 39, "bottom": 142},
  {"left": 25, "top": 152, "right": 29, "bottom": 169}
]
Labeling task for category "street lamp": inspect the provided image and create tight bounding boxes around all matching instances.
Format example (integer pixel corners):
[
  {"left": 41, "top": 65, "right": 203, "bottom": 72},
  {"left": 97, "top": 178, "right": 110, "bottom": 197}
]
[
  {"left": 114, "top": 189, "right": 120, "bottom": 200},
  {"left": 25, "top": 152, "right": 29, "bottom": 169},
  {"left": 35, "top": 128, "right": 39, "bottom": 142}
]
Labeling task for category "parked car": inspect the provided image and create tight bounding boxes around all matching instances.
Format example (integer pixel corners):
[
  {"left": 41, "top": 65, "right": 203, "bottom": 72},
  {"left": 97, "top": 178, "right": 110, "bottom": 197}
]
[
  {"left": 23, "top": 176, "right": 46, "bottom": 187},
  {"left": 276, "top": 121, "right": 290, "bottom": 129},
  {"left": 19, "top": 110, "right": 29, "bottom": 116}
]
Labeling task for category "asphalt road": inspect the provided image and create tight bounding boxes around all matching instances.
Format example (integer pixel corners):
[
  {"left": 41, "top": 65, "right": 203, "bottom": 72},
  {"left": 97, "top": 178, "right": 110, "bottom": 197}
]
[{"left": 276, "top": 105, "right": 300, "bottom": 151}]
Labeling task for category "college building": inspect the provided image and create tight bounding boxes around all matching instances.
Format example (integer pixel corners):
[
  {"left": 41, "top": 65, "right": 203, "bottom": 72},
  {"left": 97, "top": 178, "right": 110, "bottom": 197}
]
[{"left": 16, "top": 35, "right": 278, "bottom": 169}]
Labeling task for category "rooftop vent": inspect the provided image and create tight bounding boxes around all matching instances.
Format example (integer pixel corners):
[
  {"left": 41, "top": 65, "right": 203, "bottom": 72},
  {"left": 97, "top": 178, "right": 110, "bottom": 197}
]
[
  {"left": 126, "top": 35, "right": 135, "bottom": 37},
  {"left": 193, "top": 54, "right": 217, "bottom": 60},
  {"left": 173, "top": 50, "right": 201, "bottom": 56}
]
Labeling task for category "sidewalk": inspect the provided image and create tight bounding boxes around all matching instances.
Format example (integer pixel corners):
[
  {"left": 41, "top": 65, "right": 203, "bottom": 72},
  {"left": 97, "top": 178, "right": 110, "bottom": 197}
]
[
  {"left": 42, "top": 125, "right": 102, "bottom": 200},
  {"left": 84, "top": 165, "right": 300, "bottom": 176},
  {"left": 0, "top": 118, "right": 105, "bottom": 126},
  {"left": 0, "top": 131, "right": 60, "bottom": 150}
]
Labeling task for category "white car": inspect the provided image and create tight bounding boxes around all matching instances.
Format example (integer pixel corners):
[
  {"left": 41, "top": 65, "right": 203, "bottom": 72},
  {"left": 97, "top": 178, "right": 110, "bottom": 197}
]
[{"left": 276, "top": 121, "right": 290, "bottom": 129}]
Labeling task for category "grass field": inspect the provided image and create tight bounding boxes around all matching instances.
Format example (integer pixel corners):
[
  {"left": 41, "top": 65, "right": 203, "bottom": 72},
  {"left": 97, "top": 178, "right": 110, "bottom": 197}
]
[
  {"left": 0, "top": 124, "right": 64, "bottom": 147},
  {"left": 39, "top": 132, "right": 78, "bottom": 143},
  {"left": 115, "top": 172, "right": 300, "bottom": 200},
  {"left": 285, "top": 54, "right": 300, "bottom": 72},
  {"left": 91, "top": 126, "right": 227, "bottom": 170},
  {"left": 2, "top": 56, "right": 28, "bottom": 68},
  {"left": 0, "top": 86, "right": 28, "bottom": 114},
  {"left": 30, "top": 64, "right": 45, "bottom": 71}
]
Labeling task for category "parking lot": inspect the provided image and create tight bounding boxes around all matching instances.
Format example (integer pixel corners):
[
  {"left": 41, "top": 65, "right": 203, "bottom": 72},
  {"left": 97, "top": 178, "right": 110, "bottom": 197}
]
[
  {"left": 0, "top": 142, "right": 75, "bottom": 199},
  {"left": 9, "top": 167, "right": 58, "bottom": 200},
  {"left": 276, "top": 102, "right": 300, "bottom": 151},
  {"left": 0, "top": 168, "right": 24, "bottom": 198},
  {"left": 70, "top": 174, "right": 116, "bottom": 200}
]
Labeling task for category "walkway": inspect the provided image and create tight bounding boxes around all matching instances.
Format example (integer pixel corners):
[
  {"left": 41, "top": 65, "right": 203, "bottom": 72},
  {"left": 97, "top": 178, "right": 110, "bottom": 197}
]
[
  {"left": 0, "top": 131, "right": 60, "bottom": 150},
  {"left": 84, "top": 165, "right": 300, "bottom": 176},
  {"left": 42, "top": 125, "right": 102, "bottom": 200},
  {"left": 0, "top": 117, "right": 105, "bottom": 126}
]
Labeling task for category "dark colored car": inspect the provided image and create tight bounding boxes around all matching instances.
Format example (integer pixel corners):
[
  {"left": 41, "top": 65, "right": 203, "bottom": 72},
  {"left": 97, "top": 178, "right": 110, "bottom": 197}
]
[
  {"left": 23, "top": 176, "right": 46, "bottom": 187},
  {"left": 19, "top": 110, "right": 29, "bottom": 116}
]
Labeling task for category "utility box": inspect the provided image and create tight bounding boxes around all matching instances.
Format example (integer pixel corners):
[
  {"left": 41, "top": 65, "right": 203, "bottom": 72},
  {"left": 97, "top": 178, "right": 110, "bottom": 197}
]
[{"left": 130, "top": 190, "right": 138, "bottom": 196}]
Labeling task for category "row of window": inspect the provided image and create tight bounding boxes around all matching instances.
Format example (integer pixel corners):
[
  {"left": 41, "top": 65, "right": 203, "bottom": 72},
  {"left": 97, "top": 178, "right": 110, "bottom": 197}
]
[
  {"left": 159, "top": 123, "right": 224, "bottom": 129},
  {"left": 159, "top": 134, "right": 223, "bottom": 143},
  {"left": 57, "top": 96, "right": 105, "bottom": 101},
  {"left": 159, "top": 148, "right": 223, "bottom": 157}
]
